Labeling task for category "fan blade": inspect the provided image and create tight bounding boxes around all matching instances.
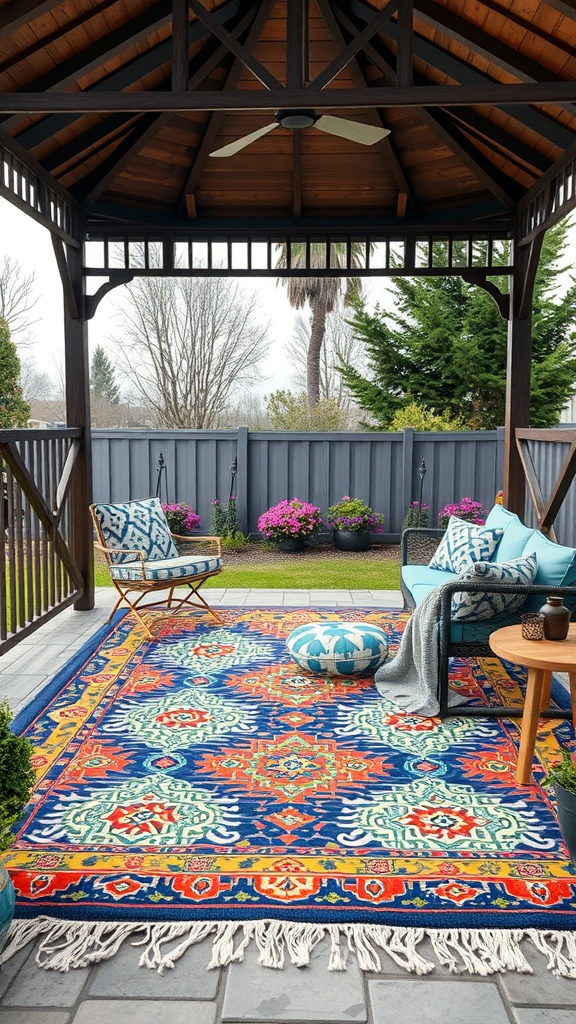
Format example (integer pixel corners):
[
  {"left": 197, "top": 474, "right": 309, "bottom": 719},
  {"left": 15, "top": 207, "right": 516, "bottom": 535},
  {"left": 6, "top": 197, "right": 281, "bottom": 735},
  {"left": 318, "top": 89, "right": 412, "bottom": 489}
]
[
  {"left": 314, "top": 115, "right": 390, "bottom": 146},
  {"left": 209, "top": 122, "right": 279, "bottom": 158}
]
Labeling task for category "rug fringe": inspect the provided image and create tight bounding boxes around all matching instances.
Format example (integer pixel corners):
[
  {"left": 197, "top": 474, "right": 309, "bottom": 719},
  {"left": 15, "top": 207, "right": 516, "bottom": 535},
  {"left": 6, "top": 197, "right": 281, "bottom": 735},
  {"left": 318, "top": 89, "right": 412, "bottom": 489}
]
[{"left": 2, "top": 917, "right": 575, "bottom": 976}]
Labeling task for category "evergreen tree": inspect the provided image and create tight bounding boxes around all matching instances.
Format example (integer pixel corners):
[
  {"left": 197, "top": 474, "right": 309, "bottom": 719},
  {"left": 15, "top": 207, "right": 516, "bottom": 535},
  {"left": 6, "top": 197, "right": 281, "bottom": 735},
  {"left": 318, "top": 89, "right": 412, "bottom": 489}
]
[
  {"left": 90, "top": 345, "right": 119, "bottom": 405},
  {"left": 339, "top": 222, "right": 576, "bottom": 429},
  {"left": 0, "top": 317, "right": 30, "bottom": 427}
]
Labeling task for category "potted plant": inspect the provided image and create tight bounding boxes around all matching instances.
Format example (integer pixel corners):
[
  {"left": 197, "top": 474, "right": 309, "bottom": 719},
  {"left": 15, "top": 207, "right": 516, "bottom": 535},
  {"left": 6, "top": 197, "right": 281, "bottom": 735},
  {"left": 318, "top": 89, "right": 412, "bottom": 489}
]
[
  {"left": 161, "top": 502, "right": 201, "bottom": 535},
  {"left": 327, "top": 496, "right": 385, "bottom": 552},
  {"left": 0, "top": 699, "right": 36, "bottom": 945},
  {"left": 257, "top": 498, "right": 323, "bottom": 552},
  {"left": 437, "top": 497, "right": 488, "bottom": 529},
  {"left": 543, "top": 748, "right": 576, "bottom": 865}
]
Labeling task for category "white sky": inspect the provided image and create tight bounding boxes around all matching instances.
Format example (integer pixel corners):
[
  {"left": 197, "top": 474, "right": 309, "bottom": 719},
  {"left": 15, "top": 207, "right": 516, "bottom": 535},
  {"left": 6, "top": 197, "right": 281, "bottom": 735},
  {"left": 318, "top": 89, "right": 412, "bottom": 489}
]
[{"left": 1, "top": 197, "right": 574, "bottom": 400}]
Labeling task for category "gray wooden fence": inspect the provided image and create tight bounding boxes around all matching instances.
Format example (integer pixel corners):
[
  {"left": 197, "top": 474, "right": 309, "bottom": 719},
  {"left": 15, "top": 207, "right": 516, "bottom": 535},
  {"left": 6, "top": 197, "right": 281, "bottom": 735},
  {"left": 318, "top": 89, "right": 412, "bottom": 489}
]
[{"left": 91, "top": 426, "right": 576, "bottom": 545}]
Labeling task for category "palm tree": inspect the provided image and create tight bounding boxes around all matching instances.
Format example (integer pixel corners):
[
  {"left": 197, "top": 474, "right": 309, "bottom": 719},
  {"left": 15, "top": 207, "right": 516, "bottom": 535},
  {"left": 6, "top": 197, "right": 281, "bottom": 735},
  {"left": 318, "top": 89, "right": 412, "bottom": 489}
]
[{"left": 278, "top": 243, "right": 366, "bottom": 411}]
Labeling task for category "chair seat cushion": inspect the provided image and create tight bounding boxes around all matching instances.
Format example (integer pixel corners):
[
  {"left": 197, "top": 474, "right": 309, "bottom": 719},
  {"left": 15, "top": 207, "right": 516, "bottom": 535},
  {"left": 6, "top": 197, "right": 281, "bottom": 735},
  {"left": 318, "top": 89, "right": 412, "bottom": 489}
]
[
  {"left": 287, "top": 621, "right": 388, "bottom": 676},
  {"left": 110, "top": 554, "right": 222, "bottom": 582}
]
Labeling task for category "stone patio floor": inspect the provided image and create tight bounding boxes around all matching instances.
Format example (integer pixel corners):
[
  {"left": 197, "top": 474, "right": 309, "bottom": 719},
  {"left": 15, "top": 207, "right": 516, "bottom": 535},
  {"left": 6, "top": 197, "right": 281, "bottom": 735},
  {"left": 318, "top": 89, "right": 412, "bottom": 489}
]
[{"left": 0, "top": 588, "right": 575, "bottom": 1024}]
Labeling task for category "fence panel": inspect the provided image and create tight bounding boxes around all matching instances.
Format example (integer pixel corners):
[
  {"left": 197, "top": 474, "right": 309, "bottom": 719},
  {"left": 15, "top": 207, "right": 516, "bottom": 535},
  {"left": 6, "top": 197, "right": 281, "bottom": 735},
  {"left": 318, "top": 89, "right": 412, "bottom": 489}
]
[{"left": 91, "top": 428, "right": 576, "bottom": 546}]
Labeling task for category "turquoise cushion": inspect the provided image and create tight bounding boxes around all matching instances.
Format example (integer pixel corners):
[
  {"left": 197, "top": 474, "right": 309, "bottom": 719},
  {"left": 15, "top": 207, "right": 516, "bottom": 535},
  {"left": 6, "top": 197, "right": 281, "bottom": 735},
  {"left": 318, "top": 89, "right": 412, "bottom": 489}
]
[
  {"left": 287, "top": 621, "right": 388, "bottom": 676},
  {"left": 110, "top": 553, "right": 221, "bottom": 582},
  {"left": 522, "top": 531, "right": 576, "bottom": 588},
  {"left": 402, "top": 565, "right": 455, "bottom": 591},
  {"left": 485, "top": 505, "right": 536, "bottom": 561},
  {"left": 451, "top": 553, "right": 538, "bottom": 621},
  {"left": 429, "top": 516, "right": 502, "bottom": 574},
  {"left": 93, "top": 497, "right": 178, "bottom": 564}
]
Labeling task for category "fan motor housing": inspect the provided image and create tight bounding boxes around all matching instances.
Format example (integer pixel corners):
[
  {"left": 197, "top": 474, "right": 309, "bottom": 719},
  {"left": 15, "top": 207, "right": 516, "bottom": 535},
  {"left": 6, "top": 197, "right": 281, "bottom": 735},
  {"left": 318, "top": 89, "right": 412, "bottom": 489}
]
[{"left": 275, "top": 109, "right": 319, "bottom": 130}]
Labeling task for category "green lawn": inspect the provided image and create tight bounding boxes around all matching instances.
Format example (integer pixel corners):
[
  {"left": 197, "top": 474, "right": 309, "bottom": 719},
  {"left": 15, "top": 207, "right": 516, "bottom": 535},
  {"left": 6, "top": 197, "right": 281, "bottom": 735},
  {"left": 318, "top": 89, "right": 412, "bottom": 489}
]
[{"left": 94, "top": 556, "right": 401, "bottom": 591}]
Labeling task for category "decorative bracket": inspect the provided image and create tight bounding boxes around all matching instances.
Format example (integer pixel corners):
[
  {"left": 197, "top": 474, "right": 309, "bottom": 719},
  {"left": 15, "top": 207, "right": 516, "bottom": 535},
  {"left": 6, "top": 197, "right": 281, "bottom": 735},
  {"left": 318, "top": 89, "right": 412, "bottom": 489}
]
[
  {"left": 461, "top": 272, "right": 509, "bottom": 320},
  {"left": 85, "top": 273, "right": 135, "bottom": 320}
]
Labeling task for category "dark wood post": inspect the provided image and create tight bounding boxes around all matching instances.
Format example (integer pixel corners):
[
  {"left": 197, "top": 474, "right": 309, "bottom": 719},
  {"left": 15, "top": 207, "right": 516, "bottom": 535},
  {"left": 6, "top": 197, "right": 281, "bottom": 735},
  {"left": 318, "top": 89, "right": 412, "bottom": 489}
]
[
  {"left": 503, "top": 232, "right": 541, "bottom": 517},
  {"left": 58, "top": 239, "right": 94, "bottom": 610}
]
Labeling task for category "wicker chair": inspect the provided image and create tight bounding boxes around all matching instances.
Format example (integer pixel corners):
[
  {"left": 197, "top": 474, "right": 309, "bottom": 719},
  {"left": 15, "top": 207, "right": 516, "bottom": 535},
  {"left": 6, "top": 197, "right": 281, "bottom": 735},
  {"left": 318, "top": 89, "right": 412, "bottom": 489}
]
[
  {"left": 401, "top": 527, "right": 576, "bottom": 720},
  {"left": 91, "top": 497, "right": 223, "bottom": 638}
]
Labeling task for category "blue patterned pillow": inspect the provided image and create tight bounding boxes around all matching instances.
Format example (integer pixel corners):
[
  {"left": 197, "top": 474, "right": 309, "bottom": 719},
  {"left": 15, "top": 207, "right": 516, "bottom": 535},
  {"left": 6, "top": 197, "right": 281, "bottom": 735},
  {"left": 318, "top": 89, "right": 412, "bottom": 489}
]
[
  {"left": 451, "top": 553, "right": 538, "bottom": 621},
  {"left": 92, "top": 497, "right": 178, "bottom": 564},
  {"left": 429, "top": 516, "right": 503, "bottom": 574}
]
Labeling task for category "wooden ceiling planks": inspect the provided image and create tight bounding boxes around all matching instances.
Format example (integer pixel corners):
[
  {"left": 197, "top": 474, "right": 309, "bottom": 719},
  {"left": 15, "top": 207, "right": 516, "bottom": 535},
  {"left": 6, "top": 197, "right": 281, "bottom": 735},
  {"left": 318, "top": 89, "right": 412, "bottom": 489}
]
[{"left": 0, "top": 0, "right": 575, "bottom": 231}]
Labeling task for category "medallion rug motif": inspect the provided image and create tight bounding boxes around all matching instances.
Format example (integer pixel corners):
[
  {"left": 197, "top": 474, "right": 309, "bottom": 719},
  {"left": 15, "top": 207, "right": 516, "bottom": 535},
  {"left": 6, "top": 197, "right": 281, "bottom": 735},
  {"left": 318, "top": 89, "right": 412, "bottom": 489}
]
[{"left": 4, "top": 608, "right": 576, "bottom": 973}]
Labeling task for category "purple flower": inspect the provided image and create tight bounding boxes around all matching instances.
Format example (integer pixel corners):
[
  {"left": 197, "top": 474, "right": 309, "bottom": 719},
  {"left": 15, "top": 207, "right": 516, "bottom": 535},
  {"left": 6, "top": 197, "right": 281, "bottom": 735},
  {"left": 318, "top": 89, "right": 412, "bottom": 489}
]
[{"left": 257, "top": 498, "right": 323, "bottom": 542}]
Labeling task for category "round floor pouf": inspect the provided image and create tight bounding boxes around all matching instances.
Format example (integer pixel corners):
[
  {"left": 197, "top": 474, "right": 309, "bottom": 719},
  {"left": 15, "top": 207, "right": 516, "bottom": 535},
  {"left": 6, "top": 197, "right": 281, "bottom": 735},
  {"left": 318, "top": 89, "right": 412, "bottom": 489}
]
[{"left": 286, "top": 620, "right": 388, "bottom": 676}]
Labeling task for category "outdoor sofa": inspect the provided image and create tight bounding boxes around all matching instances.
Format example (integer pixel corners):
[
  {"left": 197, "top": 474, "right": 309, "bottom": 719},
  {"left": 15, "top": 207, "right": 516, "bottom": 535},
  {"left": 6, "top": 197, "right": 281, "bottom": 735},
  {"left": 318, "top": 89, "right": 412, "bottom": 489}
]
[{"left": 401, "top": 504, "right": 576, "bottom": 718}]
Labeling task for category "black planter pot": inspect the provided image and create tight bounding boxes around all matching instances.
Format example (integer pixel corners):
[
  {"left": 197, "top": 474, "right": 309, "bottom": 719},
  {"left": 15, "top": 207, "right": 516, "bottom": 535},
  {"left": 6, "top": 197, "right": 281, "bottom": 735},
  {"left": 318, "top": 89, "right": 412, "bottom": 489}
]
[
  {"left": 277, "top": 537, "right": 306, "bottom": 553},
  {"left": 555, "top": 783, "right": 576, "bottom": 865},
  {"left": 332, "top": 530, "right": 371, "bottom": 552}
]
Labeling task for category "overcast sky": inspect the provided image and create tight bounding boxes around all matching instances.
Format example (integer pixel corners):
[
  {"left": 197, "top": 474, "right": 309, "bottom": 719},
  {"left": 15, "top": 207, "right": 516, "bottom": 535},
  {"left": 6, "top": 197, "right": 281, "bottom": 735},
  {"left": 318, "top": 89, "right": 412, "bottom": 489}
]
[{"left": 1, "top": 197, "right": 574, "bottom": 401}]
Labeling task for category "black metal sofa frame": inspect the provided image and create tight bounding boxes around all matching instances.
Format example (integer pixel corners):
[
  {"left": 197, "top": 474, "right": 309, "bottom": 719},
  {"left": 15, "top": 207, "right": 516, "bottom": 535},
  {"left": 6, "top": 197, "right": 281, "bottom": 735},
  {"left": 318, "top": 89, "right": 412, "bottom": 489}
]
[{"left": 401, "top": 527, "right": 576, "bottom": 721}]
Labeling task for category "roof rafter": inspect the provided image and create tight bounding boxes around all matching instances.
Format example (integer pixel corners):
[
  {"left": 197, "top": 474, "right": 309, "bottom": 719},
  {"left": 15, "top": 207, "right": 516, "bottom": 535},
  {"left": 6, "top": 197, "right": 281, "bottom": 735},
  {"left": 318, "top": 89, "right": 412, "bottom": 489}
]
[
  {"left": 176, "top": 0, "right": 274, "bottom": 218},
  {"left": 7, "top": 0, "right": 252, "bottom": 149},
  {"left": 336, "top": 0, "right": 576, "bottom": 149},
  {"left": 0, "top": 0, "right": 65, "bottom": 38},
  {"left": 308, "top": 0, "right": 399, "bottom": 90},
  {"left": 334, "top": 8, "right": 522, "bottom": 209},
  {"left": 317, "top": 0, "right": 417, "bottom": 213},
  {"left": 77, "top": 14, "right": 259, "bottom": 208},
  {"left": 188, "top": 0, "right": 281, "bottom": 91}
]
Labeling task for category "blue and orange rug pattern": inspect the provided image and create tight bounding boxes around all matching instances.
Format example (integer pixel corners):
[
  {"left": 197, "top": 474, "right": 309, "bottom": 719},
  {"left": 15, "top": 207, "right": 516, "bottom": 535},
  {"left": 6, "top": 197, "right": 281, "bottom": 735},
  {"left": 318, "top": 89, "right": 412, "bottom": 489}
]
[{"left": 7, "top": 608, "right": 576, "bottom": 930}]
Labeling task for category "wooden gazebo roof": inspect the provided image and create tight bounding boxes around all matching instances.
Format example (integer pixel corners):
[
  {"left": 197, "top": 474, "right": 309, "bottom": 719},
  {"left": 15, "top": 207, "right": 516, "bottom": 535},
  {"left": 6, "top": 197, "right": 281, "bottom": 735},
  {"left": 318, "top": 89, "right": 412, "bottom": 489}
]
[{"left": 1, "top": 0, "right": 576, "bottom": 244}]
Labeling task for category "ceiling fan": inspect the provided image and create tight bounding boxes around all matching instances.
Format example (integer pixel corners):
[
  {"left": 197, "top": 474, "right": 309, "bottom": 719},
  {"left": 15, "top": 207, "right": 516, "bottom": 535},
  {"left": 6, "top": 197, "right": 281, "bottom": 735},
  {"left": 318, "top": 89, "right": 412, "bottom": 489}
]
[{"left": 209, "top": 109, "right": 390, "bottom": 158}]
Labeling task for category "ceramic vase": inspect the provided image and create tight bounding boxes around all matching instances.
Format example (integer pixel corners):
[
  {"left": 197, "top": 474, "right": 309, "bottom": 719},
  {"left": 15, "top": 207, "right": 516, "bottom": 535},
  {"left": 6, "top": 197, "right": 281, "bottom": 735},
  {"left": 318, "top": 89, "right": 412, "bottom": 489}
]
[{"left": 539, "top": 596, "right": 570, "bottom": 640}]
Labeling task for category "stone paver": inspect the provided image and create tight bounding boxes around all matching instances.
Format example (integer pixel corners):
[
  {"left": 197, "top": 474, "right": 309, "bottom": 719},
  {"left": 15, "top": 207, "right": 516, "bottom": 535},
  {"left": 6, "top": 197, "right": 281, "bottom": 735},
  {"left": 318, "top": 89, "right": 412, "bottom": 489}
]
[
  {"left": 497, "top": 944, "right": 576, "bottom": 1007},
  {"left": 88, "top": 938, "right": 220, "bottom": 998},
  {"left": 369, "top": 978, "right": 510, "bottom": 1024},
  {"left": 0, "top": 1012, "right": 69, "bottom": 1023},
  {"left": 222, "top": 943, "right": 366, "bottom": 1022},
  {"left": 512, "top": 1011, "right": 576, "bottom": 1024},
  {"left": 71, "top": 1000, "right": 216, "bottom": 1024},
  {"left": 1, "top": 949, "right": 90, "bottom": 1008}
]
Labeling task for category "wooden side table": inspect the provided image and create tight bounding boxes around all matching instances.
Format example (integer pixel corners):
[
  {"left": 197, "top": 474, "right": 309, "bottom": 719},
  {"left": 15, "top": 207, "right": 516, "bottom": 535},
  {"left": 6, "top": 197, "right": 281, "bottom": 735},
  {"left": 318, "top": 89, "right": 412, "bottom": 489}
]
[{"left": 489, "top": 624, "right": 576, "bottom": 785}]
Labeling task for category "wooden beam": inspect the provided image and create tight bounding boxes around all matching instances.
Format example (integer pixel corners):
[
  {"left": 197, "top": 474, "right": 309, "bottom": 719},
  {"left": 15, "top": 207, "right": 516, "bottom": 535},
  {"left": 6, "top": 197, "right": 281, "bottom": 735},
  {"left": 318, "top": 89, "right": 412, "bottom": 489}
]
[
  {"left": 338, "top": 0, "right": 576, "bottom": 149},
  {"left": 413, "top": 0, "right": 572, "bottom": 88},
  {"left": 51, "top": 236, "right": 80, "bottom": 320},
  {"left": 0, "top": 0, "right": 63, "bottom": 38},
  {"left": 293, "top": 129, "right": 302, "bottom": 217},
  {"left": 188, "top": 0, "right": 282, "bottom": 91},
  {"left": 396, "top": 0, "right": 413, "bottom": 88},
  {"left": 317, "top": 0, "right": 416, "bottom": 209},
  {"left": 308, "top": 0, "right": 399, "bottom": 90},
  {"left": 286, "top": 0, "right": 306, "bottom": 89},
  {"left": 503, "top": 236, "right": 533, "bottom": 516},
  {"left": 79, "top": 23, "right": 254, "bottom": 208},
  {"left": 171, "top": 0, "right": 190, "bottom": 92},
  {"left": 177, "top": 0, "right": 274, "bottom": 216},
  {"left": 8, "top": 0, "right": 249, "bottom": 148},
  {"left": 2, "top": 0, "right": 173, "bottom": 95},
  {"left": 3, "top": 82, "right": 576, "bottom": 114},
  {"left": 334, "top": 10, "right": 518, "bottom": 209}
]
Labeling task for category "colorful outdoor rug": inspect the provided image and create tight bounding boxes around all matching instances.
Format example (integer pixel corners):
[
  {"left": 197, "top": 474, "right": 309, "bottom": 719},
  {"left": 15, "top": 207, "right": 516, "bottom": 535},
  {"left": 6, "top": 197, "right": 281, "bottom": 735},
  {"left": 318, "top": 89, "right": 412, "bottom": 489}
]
[{"left": 3, "top": 606, "right": 576, "bottom": 976}]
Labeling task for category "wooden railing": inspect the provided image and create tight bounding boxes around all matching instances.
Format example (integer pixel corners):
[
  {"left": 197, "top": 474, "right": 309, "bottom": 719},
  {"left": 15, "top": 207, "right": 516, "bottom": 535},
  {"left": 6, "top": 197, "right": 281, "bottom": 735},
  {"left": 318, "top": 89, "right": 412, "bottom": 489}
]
[{"left": 0, "top": 429, "right": 84, "bottom": 654}]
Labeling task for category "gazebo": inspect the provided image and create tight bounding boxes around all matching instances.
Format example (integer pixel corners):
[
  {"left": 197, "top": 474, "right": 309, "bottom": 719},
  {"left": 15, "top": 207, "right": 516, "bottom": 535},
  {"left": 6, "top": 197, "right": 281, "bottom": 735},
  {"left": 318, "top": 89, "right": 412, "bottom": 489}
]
[{"left": 1, "top": 0, "right": 576, "bottom": 629}]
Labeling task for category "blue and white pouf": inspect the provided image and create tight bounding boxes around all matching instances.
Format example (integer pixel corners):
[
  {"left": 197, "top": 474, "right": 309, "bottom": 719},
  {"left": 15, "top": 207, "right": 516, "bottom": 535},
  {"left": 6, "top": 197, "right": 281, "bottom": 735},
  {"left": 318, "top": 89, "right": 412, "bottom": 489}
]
[{"left": 286, "top": 620, "right": 388, "bottom": 676}]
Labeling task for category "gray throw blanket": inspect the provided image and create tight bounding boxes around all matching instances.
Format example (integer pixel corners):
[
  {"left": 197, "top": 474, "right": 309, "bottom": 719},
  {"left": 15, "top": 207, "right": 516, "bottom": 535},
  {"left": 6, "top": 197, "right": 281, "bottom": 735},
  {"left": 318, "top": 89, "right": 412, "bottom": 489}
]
[{"left": 375, "top": 584, "right": 467, "bottom": 716}]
